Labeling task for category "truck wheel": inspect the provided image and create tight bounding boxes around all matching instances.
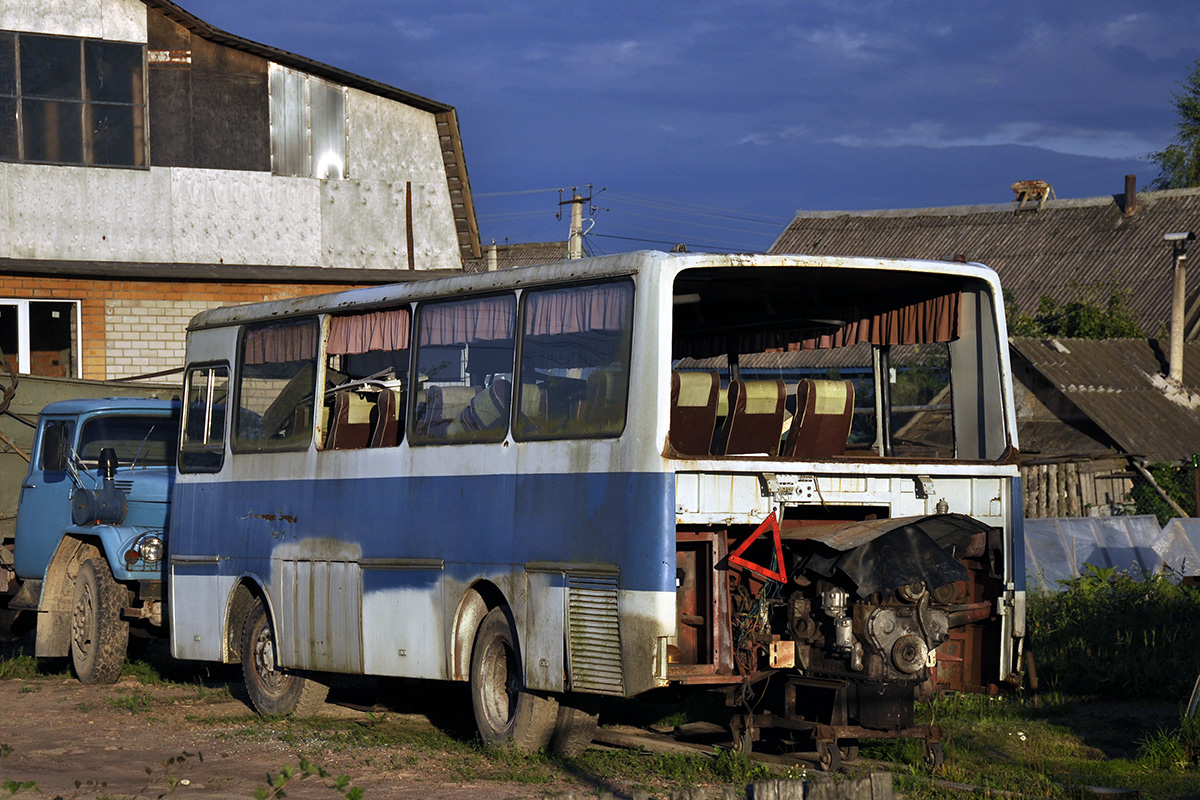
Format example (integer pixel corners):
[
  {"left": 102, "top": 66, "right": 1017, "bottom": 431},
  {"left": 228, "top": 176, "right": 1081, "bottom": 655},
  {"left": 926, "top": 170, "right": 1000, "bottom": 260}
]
[
  {"left": 470, "top": 607, "right": 557, "bottom": 752},
  {"left": 71, "top": 558, "right": 129, "bottom": 685},
  {"left": 240, "top": 601, "right": 328, "bottom": 716}
]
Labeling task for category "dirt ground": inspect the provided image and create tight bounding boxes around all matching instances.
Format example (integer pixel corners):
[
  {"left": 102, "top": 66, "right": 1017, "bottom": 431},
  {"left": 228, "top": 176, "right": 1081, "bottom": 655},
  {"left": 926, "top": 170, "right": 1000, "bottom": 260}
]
[{"left": 0, "top": 670, "right": 582, "bottom": 800}]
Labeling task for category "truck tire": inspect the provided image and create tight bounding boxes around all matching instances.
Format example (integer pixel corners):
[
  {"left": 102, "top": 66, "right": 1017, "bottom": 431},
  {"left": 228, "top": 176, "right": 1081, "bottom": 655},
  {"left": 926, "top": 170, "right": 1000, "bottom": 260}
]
[
  {"left": 470, "top": 607, "right": 557, "bottom": 752},
  {"left": 240, "top": 601, "right": 328, "bottom": 717},
  {"left": 70, "top": 558, "right": 129, "bottom": 685}
]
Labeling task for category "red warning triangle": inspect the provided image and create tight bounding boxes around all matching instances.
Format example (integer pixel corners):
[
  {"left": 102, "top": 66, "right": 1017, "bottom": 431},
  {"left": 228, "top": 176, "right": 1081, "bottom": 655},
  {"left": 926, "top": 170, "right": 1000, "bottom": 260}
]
[{"left": 728, "top": 511, "right": 787, "bottom": 583}]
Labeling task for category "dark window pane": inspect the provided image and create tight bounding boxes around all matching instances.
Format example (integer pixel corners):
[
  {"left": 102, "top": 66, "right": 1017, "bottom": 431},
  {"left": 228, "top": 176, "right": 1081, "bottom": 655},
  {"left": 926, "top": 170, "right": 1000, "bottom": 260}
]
[
  {"left": 89, "top": 102, "right": 142, "bottom": 166},
  {"left": 21, "top": 35, "right": 81, "bottom": 100},
  {"left": 0, "top": 33, "right": 15, "bottom": 96},
  {"left": 22, "top": 98, "right": 82, "bottom": 163},
  {"left": 85, "top": 40, "right": 141, "bottom": 104},
  {"left": 0, "top": 97, "right": 16, "bottom": 159}
]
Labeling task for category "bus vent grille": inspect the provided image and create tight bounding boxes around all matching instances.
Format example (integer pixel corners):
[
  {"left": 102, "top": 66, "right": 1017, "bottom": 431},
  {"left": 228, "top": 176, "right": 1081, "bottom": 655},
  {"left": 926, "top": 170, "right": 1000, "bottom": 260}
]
[{"left": 567, "top": 575, "right": 624, "bottom": 696}]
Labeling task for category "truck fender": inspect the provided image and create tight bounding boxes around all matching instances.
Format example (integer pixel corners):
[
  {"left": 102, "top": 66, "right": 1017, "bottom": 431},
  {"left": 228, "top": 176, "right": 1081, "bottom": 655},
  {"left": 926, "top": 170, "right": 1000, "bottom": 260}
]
[{"left": 35, "top": 536, "right": 102, "bottom": 658}]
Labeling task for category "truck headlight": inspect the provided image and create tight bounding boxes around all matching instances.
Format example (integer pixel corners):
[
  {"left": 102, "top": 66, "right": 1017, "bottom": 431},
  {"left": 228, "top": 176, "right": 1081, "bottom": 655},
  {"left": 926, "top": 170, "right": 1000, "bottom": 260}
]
[{"left": 137, "top": 535, "right": 164, "bottom": 564}]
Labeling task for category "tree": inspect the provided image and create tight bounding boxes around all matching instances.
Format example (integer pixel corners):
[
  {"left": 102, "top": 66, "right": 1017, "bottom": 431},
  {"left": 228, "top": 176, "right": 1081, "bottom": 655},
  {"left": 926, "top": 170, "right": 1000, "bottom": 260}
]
[
  {"left": 1004, "top": 286, "right": 1144, "bottom": 339},
  {"left": 1148, "top": 59, "right": 1200, "bottom": 190}
]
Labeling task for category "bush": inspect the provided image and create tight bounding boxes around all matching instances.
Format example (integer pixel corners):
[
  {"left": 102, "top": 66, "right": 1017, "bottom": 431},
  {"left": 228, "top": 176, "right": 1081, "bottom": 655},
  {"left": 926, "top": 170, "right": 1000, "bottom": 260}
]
[{"left": 1027, "top": 564, "right": 1200, "bottom": 700}]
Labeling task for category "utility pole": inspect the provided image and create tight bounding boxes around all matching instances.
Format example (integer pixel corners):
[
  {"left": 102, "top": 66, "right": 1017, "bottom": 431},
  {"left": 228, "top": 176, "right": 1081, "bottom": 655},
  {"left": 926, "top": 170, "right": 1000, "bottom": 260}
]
[
  {"left": 558, "top": 186, "right": 600, "bottom": 260},
  {"left": 1166, "top": 231, "right": 1196, "bottom": 387}
]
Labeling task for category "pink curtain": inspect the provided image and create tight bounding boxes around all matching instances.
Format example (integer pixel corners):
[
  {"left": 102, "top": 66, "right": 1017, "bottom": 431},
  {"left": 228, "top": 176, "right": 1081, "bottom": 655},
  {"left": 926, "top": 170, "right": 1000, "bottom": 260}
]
[
  {"left": 328, "top": 308, "right": 410, "bottom": 355},
  {"left": 419, "top": 296, "right": 515, "bottom": 346},
  {"left": 525, "top": 282, "right": 631, "bottom": 335},
  {"left": 244, "top": 321, "right": 318, "bottom": 365}
]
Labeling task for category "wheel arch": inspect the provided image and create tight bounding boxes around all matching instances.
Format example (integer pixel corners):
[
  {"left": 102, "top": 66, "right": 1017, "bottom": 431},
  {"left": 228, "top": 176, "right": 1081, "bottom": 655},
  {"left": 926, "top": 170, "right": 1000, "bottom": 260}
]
[
  {"left": 451, "top": 580, "right": 509, "bottom": 681},
  {"left": 35, "top": 534, "right": 103, "bottom": 657},
  {"left": 224, "top": 576, "right": 269, "bottom": 665}
]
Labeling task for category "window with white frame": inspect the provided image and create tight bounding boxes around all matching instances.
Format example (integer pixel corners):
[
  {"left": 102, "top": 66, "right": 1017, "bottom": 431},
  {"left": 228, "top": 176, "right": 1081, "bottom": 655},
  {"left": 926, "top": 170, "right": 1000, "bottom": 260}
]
[
  {"left": 0, "top": 300, "right": 81, "bottom": 377},
  {"left": 268, "top": 63, "right": 347, "bottom": 179}
]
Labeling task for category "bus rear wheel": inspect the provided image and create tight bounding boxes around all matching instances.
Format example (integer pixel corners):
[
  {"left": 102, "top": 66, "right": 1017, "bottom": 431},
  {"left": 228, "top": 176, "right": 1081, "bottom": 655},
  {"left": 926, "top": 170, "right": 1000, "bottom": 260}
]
[
  {"left": 71, "top": 558, "right": 129, "bottom": 685},
  {"left": 470, "top": 607, "right": 557, "bottom": 752},
  {"left": 241, "top": 601, "right": 328, "bottom": 716}
]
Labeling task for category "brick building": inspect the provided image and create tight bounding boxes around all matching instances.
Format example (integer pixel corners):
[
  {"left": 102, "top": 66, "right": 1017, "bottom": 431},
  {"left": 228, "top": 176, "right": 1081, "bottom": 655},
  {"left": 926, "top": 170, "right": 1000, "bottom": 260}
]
[{"left": 0, "top": 0, "right": 479, "bottom": 380}]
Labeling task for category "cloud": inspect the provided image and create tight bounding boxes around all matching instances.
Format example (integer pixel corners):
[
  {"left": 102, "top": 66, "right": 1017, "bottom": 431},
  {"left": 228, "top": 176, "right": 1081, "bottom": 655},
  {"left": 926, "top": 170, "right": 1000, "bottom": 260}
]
[{"left": 812, "top": 121, "right": 1159, "bottom": 160}]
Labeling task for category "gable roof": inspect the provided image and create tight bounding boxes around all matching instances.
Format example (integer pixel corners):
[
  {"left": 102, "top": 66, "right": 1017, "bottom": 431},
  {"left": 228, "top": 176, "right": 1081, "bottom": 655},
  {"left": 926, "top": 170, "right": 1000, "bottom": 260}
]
[
  {"left": 463, "top": 241, "right": 569, "bottom": 273},
  {"left": 770, "top": 184, "right": 1200, "bottom": 339},
  {"left": 1011, "top": 336, "right": 1200, "bottom": 463},
  {"left": 145, "top": 0, "right": 480, "bottom": 263}
]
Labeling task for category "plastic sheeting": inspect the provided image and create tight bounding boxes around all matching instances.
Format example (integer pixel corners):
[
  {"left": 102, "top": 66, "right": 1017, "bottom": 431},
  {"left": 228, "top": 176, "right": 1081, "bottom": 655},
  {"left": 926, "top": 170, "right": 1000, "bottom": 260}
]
[{"left": 1024, "top": 516, "right": 1200, "bottom": 590}]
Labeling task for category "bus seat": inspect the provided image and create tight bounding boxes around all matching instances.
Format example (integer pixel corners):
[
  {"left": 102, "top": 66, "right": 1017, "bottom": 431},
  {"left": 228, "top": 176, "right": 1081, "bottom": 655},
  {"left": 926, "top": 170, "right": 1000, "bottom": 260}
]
[
  {"left": 520, "top": 383, "right": 548, "bottom": 426},
  {"left": 328, "top": 391, "right": 374, "bottom": 450},
  {"left": 454, "top": 377, "right": 512, "bottom": 432},
  {"left": 424, "top": 385, "right": 480, "bottom": 437},
  {"left": 584, "top": 368, "right": 622, "bottom": 425},
  {"left": 370, "top": 388, "right": 402, "bottom": 448},
  {"left": 669, "top": 370, "right": 719, "bottom": 455},
  {"left": 783, "top": 378, "right": 854, "bottom": 459},
  {"left": 715, "top": 379, "right": 785, "bottom": 456}
]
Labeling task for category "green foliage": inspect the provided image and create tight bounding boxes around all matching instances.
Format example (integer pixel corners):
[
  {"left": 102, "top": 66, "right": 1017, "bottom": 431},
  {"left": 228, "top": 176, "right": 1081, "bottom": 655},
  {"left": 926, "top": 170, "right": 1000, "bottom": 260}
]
[
  {"left": 1148, "top": 59, "right": 1200, "bottom": 190},
  {"left": 1028, "top": 566, "right": 1200, "bottom": 700},
  {"left": 105, "top": 688, "right": 155, "bottom": 714},
  {"left": 1130, "top": 461, "right": 1196, "bottom": 525},
  {"left": 1005, "top": 288, "right": 1144, "bottom": 339},
  {"left": 254, "top": 757, "right": 362, "bottom": 800},
  {"left": 0, "top": 779, "right": 36, "bottom": 796}
]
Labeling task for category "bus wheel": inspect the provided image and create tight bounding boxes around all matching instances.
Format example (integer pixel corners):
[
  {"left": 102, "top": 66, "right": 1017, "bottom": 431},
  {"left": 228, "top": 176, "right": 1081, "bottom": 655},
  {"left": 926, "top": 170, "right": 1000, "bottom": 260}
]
[
  {"left": 71, "top": 558, "right": 129, "bottom": 685},
  {"left": 241, "top": 601, "right": 328, "bottom": 717},
  {"left": 550, "top": 704, "right": 599, "bottom": 756},
  {"left": 470, "top": 607, "right": 558, "bottom": 752}
]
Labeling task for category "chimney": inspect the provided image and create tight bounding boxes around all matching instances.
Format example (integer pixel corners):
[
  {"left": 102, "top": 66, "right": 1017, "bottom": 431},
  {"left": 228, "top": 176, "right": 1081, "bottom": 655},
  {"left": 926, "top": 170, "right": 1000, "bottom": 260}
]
[
  {"left": 1124, "top": 174, "right": 1138, "bottom": 218},
  {"left": 486, "top": 243, "right": 498, "bottom": 272}
]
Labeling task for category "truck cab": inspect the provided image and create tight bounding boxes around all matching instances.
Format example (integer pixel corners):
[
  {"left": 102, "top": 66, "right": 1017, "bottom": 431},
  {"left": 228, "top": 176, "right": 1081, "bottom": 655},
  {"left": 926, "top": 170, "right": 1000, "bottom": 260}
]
[{"left": 12, "top": 398, "right": 179, "bottom": 683}]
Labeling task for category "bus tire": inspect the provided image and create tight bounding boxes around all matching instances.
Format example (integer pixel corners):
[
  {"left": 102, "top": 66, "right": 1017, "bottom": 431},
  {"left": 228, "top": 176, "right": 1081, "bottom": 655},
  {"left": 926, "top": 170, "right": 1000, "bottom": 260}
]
[
  {"left": 241, "top": 601, "right": 328, "bottom": 717},
  {"left": 70, "top": 558, "right": 129, "bottom": 685},
  {"left": 550, "top": 704, "right": 598, "bottom": 756},
  {"left": 470, "top": 607, "right": 557, "bottom": 752}
]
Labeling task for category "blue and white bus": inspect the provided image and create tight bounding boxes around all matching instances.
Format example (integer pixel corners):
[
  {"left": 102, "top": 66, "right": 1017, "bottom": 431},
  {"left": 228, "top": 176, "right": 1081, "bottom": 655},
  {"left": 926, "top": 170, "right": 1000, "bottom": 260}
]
[{"left": 169, "top": 251, "right": 1023, "bottom": 766}]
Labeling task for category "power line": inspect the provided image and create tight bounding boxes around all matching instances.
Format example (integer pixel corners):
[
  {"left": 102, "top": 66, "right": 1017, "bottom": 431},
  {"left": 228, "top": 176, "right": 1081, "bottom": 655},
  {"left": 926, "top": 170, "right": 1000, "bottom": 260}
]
[{"left": 473, "top": 187, "right": 561, "bottom": 198}]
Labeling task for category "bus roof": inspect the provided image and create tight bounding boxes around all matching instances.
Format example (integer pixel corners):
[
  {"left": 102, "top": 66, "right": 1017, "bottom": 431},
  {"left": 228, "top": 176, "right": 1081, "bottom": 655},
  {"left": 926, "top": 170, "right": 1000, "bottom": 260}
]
[{"left": 187, "top": 250, "right": 1002, "bottom": 331}]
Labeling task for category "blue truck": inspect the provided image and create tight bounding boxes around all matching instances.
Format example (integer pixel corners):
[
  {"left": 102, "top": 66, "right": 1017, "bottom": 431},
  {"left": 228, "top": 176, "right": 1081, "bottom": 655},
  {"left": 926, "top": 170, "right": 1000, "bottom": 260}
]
[{"left": 8, "top": 398, "right": 179, "bottom": 683}]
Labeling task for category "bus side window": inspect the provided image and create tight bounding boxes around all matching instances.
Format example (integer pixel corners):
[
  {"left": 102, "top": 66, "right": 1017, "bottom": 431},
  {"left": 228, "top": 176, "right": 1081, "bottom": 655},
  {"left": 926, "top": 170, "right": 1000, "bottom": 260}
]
[
  {"left": 514, "top": 280, "right": 634, "bottom": 440},
  {"left": 234, "top": 319, "right": 319, "bottom": 453},
  {"left": 180, "top": 364, "right": 229, "bottom": 473},
  {"left": 410, "top": 295, "right": 516, "bottom": 445},
  {"left": 324, "top": 307, "right": 410, "bottom": 450}
]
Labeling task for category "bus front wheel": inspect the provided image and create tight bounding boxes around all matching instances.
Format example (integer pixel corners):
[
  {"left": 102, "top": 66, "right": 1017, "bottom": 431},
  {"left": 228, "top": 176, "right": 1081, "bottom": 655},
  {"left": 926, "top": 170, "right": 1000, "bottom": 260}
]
[
  {"left": 470, "top": 607, "right": 557, "bottom": 752},
  {"left": 71, "top": 558, "right": 129, "bottom": 685},
  {"left": 241, "top": 601, "right": 328, "bottom": 716}
]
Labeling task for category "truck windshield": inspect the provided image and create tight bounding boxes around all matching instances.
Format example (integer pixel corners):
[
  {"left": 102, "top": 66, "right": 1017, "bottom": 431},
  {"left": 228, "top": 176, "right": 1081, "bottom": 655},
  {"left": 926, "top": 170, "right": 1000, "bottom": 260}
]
[{"left": 78, "top": 416, "right": 178, "bottom": 468}]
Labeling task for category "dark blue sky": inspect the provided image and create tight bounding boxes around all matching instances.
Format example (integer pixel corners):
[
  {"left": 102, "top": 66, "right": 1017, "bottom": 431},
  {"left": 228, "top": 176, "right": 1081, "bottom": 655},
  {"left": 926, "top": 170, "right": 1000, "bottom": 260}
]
[{"left": 181, "top": 0, "right": 1196, "bottom": 254}]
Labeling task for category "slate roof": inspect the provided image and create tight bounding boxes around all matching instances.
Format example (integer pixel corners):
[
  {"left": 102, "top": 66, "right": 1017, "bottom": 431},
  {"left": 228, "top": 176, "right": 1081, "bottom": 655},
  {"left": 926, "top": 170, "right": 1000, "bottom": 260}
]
[
  {"left": 463, "top": 241, "right": 569, "bottom": 273},
  {"left": 1010, "top": 336, "right": 1200, "bottom": 463},
  {"left": 770, "top": 184, "right": 1200, "bottom": 339}
]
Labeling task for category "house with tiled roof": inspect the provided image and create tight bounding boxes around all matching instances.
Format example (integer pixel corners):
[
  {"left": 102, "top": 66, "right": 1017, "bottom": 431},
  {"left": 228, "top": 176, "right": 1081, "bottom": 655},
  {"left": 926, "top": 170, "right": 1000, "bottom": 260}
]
[
  {"left": 770, "top": 176, "right": 1200, "bottom": 340},
  {"left": 1, "top": 0, "right": 478, "bottom": 380}
]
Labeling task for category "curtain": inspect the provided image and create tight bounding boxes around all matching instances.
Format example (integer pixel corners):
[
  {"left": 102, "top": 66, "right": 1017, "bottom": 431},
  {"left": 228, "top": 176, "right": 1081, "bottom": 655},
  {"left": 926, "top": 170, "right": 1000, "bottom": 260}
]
[
  {"left": 243, "top": 320, "right": 318, "bottom": 365},
  {"left": 328, "top": 308, "right": 410, "bottom": 355},
  {"left": 525, "top": 282, "right": 632, "bottom": 335},
  {"left": 419, "top": 295, "right": 515, "bottom": 346}
]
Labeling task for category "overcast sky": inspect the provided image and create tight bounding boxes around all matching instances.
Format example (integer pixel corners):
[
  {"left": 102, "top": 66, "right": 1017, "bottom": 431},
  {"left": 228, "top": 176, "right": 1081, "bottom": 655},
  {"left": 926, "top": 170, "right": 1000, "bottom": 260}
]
[{"left": 181, "top": 0, "right": 1196, "bottom": 255}]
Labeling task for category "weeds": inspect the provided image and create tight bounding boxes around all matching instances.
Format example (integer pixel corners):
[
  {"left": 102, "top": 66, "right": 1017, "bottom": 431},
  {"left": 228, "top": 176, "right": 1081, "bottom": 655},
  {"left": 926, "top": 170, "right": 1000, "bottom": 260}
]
[
  {"left": 1028, "top": 564, "right": 1200, "bottom": 700},
  {"left": 255, "top": 757, "right": 362, "bottom": 800},
  {"left": 104, "top": 688, "right": 154, "bottom": 714}
]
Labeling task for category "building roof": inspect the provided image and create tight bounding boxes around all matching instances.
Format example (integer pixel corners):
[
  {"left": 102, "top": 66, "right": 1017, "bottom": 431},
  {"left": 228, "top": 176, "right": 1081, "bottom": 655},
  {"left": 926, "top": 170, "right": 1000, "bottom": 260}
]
[
  {"left": 145, "top": 0, "right": 480, "bottom": 263},
  {"left": 1010, "top": 336, "right": 1200, "bottom": 463},
  {"left": 770, "top": 181, "right": 1200, "bottom": 339},
  {"left": 463, "top": 241, "right": 569, "bottom": 273}
]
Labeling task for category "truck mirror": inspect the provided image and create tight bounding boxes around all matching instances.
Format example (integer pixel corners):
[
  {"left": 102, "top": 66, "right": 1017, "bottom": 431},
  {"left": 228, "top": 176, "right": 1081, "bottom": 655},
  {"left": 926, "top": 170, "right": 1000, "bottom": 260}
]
[{"left": 42, "top": 423, "right": 71, "bottom": 472}]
